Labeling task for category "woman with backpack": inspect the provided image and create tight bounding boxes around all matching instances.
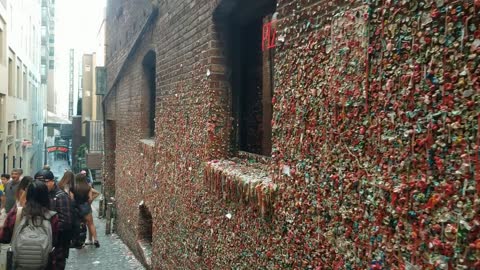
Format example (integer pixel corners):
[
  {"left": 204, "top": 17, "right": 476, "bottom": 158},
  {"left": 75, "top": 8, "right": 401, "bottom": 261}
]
[
  {"left": 72, "top": 173, "right": 99, "bottom": 248},
  {"left": 0, "top": 180, "right": 59, "bottom": 269}
]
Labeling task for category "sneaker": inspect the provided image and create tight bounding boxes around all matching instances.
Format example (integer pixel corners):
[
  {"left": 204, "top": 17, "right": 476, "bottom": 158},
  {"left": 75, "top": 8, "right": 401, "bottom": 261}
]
[
  {"left": 84, "top": 240, "right": 92, "bottom": 245},
  {"left": 94, "top": 240, "right": 100, "bottom": 248}
]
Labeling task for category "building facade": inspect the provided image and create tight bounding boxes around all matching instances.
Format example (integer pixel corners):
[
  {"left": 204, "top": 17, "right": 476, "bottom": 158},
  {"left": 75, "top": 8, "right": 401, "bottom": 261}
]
[
  {"left": 0, "top": 0, "right": 43, "bottom": 175},
  {"left": 103, "top": 0, "right": 480, "bottom": 269},
  {"left": 81, "top": 53, "right": 103, "bottom": 127},
  {"left": 41, "top": 0, "right": 55, "bottom": 114},
  {"left": 68, "top": 48, "right": 74, "bottom": 120},
  {"left": 77, "top": 53, "right": 103, "bottom": 174}
]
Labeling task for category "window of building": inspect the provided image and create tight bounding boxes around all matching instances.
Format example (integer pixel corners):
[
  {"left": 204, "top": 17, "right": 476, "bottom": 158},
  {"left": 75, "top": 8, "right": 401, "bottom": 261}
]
[
  {"left": 0, "top": 23, "right": 4, "bottom": 64},
  {"left": 8, "top": 5, "right": 12, "bottom": 33},
  {"left": 7, "top": 121, "right": 14, "bottom": 136},
  {"left": 8, "top": 58, "right": 14, "bottom": 96},
  {"left": 23, "top": 69, "right": 27, "bottom": 100},
  {"left": 16, "top": 65, "right": 21, "bottom": 98},
  {"left": 215, "top": 0, "right": 276, "bottom": 156},
  {"left": 16, "top": 120, "right": 21, "bottom": 139},
  {"left": 33, "top": 26, "right": 36, "bottom": 64},
  {"left": 32, "top": 83, "right": 37, "bottom": 112},
  {"left": 7, "top": 144, "right": 13, "bottom": 172},
  {"left": 23, "top": 119, "right": 27, "bottom": 139},
  {"left": 142, "top": 50, "right": 156, "bottom": 138}
]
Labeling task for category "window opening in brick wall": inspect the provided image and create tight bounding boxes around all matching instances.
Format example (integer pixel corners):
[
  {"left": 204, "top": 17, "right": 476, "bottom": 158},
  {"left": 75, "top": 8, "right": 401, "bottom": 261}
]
[
  {"left": 138, "top": 205, "right": 153, "bottom": 245},
  {"left": 142, "top": 50, "right": 156, "bottom": 138},
  {"left": 215, "top": 0, "right": 276, "bottom": 156}
]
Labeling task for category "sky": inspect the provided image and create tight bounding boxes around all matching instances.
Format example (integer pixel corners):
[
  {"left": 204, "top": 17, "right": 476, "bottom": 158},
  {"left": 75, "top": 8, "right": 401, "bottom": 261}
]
[{"left": 54, "top": 0, "right": 106, "bottom": 118}]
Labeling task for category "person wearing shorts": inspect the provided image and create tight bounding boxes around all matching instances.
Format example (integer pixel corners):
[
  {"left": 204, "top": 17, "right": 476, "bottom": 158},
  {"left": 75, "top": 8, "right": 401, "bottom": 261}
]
[{"left": 72, "top": 173, "right": 99, "bottom": 247}]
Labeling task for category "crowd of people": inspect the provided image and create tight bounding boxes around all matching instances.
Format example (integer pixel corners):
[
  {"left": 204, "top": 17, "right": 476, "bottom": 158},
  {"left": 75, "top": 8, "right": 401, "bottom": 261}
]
[{"left": 0, "top": 167, "right": 100, "bottom": 269}]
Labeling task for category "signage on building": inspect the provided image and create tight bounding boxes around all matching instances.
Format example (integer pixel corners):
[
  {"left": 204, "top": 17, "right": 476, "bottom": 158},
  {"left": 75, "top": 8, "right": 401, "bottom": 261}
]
[
  {"left": 47, "top": 146, "right": 69, "bottom": 153},
  {"left": 21, "top": 140, "right": 32, "bottom": 148},
  {"left": 96, "top": 67, "right": 107, "bottom": 95}
]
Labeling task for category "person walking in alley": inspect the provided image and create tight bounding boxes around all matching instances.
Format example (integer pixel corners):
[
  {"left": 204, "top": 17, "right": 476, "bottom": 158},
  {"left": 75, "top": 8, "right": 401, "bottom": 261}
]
[
  {"left": 5, "top": 169, "right": 23, "bottom": 213},
  {"left": 0, "top": 180, "right": 59, "bottom": 269},
  {"left": 0, "top": 174, "right": 10, "bottom": 227},
  {"left": 35, "top": 169, "right": 73, "bottom": 270},
  {"left": 0, "top": 174, "right": 9, "bottom": 210},
  {"left": 72, "top": 173, "right": 99, "bottom": 248}
]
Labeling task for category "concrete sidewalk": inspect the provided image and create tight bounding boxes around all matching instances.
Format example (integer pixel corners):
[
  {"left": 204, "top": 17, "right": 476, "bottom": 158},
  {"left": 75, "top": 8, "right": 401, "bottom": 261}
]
[{"left": 66, "top": 197, "right": 144, "bottom": 270}]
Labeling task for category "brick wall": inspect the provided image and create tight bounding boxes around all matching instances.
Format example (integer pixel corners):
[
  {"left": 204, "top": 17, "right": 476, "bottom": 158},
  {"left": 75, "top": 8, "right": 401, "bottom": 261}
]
[
  {"left": 105, "top": 0, "right": 153, "bottom": 91},
  {"left": 104, "top": 1, "right": 232, "bottom": 268},
  {"left": 104, "top": 0, "right": 480, "bottom": 269},
  {"left": 271, "top": 0, "right": 479, "bottom": 269}
]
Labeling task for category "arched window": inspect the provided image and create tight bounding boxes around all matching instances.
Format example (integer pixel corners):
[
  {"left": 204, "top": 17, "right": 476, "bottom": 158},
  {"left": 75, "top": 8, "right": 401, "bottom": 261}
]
[
  {"left": 138, "top": 205, "right": 153, "bottom": 245},
  {"left": 142, "top": 50, "right": 156, "bottom": 138}
]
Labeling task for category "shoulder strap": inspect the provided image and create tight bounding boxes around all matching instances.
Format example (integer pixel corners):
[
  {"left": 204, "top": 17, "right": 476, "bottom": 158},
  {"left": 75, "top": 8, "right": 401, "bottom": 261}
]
[
  {"left": 55, "top": 189, "right": 64, "bottom": 198},
  {"left": 44, "top": 210, "right": 57, "bottom": 220},
  {"left": 14, "top": 207, "right": 23, "bottom": 230}
]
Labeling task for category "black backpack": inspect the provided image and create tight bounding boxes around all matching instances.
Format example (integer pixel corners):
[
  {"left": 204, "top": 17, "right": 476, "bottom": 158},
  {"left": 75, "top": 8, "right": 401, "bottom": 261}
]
[{"left": 69, "top": 201, "right": 87, "bottom": 249}]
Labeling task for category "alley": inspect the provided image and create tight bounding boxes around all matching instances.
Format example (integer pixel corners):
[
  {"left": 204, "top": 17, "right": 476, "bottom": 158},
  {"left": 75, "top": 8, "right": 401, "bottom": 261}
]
[
  {"left": 48, "top": 159, "right": 144, "bottom": 270},
  {"left": 66, "top": 196, "right": 144, "bottom": 270}
]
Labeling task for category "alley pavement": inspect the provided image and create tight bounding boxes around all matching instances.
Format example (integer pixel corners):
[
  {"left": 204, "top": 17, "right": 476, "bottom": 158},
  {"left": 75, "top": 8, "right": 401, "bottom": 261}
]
[{"left": 66, "top": 194, "right": 145, "bottom": 270}]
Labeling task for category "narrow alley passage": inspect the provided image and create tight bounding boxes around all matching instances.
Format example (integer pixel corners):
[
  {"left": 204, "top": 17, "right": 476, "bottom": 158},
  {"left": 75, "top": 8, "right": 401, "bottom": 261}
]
[
  {"left": 48, "top": 160, "right": 144, "bottom": 270},
  {"left": 66, "top": 197, "right": 144, "bottom": 270}
]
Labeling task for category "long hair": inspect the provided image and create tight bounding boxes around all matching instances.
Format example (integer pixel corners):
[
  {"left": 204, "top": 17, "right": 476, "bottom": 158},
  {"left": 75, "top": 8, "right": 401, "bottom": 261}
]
[
  {"left": 58, "top": 171, "right": 75, "bottom": 192},
  {"left": 24, "top": 180, "right": 51, "bottom": 225},
  {"left": 73, "top": 173, "right": 91, "bottom": 201},
  {"left": 15, "top": 176, "right": 33, "bottom": 201}
]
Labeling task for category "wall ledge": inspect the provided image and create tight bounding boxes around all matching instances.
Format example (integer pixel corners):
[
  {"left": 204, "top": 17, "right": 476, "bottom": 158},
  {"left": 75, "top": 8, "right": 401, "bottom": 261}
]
[
  {"left": 204, "top": 158, "right": 277, "bottom": 218},
  {"left": 139, "top": 139, "right": 155, "bottom": 147},
  {"left": 139, "top": 139, "right": 155, "bottom": 161},
  {"left": 136, "top": 239, "right": 153, "bottom": 269}
]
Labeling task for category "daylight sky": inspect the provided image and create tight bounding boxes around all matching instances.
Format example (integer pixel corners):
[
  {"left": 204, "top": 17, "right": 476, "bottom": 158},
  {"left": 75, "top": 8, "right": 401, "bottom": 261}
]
[{"left": 55, "top": 0, "right": 106, "bottom": 118}]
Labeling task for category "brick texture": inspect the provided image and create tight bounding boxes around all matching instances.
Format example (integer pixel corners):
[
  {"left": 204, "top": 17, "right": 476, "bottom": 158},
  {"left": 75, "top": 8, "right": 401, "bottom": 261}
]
[{"left": 104, "top": 0, "right": 480, "bottom": 269}]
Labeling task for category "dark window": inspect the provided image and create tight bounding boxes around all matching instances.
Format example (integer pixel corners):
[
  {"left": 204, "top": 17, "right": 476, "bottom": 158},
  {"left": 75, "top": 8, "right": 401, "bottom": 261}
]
[
  {"left": 138, "top": 205, "right": 153, "bottom": 245},
  {"left": 215, "top": 0, "right": 276, "bottom": 156},
  {"left": 8, "top": 58, "right": 13, "bottom": 96},
  {"left": 142, "top": 50, "right": 156, "bottom": 138}
]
